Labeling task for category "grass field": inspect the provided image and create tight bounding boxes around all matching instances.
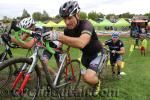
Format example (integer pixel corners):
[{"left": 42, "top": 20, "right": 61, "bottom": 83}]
[
  {"left": 0, "top": 36, "right": 150, "bottom": 100},
  {"left": 97, "top": 37, "right": 150, "bottom": 100}
]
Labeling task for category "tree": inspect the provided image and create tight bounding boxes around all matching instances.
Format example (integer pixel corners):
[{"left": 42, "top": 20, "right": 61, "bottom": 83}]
[
  {"left": 80, "top": 12, "right": 87, "bottom": 20},
  {"left": 144, "top": 12, "right": 150, "bottom": 19},
  {"left": 106, "top": 14, "right": 116, "bottom": 19},
  {"left": 21, "top": 9, "right": 30, "bottom": 19},
  {"left": 16, "top": 17, "right": 22, "bottom": 20},
  {"left": 3, "top": 16, "right": 11, "bottom": 23},
  {"left": 32, "top": 11, "right": 52, "bottom": 21},
  {"left": 42, "top": 10, "right": 50, "bottom": 21},
  {"left": 118, "top": 12, "right": 135, "bottom": 19},
  {"left": 88, "top": 11, "right": 100, "bottom": 20},
  {"left": 98, "top": 12, "right": 104, "bottom": 18},
  {"left": 32, "top": 12, "right": 42, "bottom": 21},
  {"left": 55, "top": 14, "right": 61, "bottom": 19}
]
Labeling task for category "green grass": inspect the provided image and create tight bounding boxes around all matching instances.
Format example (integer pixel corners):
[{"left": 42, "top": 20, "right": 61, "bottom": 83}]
[
  {"left": 0, "top": 37, "right": 150, "bottom": 100},
  {"left": 95, "top": 37, "right": 150, "bottom": 100}
]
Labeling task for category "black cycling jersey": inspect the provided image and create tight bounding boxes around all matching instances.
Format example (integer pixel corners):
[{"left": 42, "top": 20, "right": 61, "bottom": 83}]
[
  {"left": 105, "top": 39, "right": 124, "bottom": 56},
  {"left": 64, "top": 20, "right": 102, "bottom": 56}
]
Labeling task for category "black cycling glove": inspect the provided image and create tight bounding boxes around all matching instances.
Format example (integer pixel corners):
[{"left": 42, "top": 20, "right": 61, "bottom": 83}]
[
  {"left": 11, "top": 20, "right": 21, "bottom": 31},
  {"left": 1, "top": 33, "right": 11, "bottom": 43}
]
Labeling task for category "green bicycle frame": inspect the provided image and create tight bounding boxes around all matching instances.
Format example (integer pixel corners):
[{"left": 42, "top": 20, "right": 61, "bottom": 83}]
[{"left": 15, "top": 28, "right": 55, "bottom": 54}]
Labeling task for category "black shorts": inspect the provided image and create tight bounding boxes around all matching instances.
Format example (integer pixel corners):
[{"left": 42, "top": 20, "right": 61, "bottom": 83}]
[
  {"left": 81, "top": 54, "right": 102, "bottom": 72},
  {"left": 110, "top": 55, "right": 122, "bottom": 67}
]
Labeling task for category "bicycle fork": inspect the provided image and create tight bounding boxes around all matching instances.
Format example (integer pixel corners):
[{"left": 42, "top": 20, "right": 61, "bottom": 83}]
[
  {"left": 12, "top": 63, "right": 27, "bottom": 90},
  {"left": 12, "top": 49, "right": 39, "bottom": 95}
]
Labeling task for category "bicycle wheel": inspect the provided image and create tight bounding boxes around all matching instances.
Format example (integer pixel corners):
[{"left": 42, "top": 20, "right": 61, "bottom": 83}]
[
  {"left": 0, "top": 57, "right": 41, "bottom": 100},
  {"left": 39, "top": 58, "right": 63, "bottom": 100},
  {"left": 0, "top": 52, "right": 13, "bottom": 91},
  {"left": 97, "top": 55, "right": 109, "bottom": 80},
  {"left": 0, "top": 52, "right": 7, "bottom": 62},
  {"left": 57, "top": 59, "right": 81, "bottom": 97}
]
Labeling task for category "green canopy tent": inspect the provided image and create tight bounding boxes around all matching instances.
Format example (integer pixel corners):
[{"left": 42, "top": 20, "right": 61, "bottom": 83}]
[
  {"left": 57, "top": 20, "right": 66, "bottom": 27},
  {"left": 113, "top": 18, "right": 130, "bottom": 31},
  {"left": 43, "top": 21, "right": 58, "bottom": 27},
  {"left": 88, "top": 19, "right": 99, "bottom": 27},
  {"left": 35, "top": 21, "right": 45, "bottom": 27},
  {"left": 98, "top": 19, "right": 113, "bottom": 27},
  {"left": 98, "top": 19, "right": 113, "bottom": 30},
  {"left": 114, "top": 18, "right": 130, "bottom": 27}
]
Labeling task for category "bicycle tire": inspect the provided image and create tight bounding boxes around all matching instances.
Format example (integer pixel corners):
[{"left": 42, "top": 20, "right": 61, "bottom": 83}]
[
  {"left": 0, "top": 52, "right": 8, "bottom": 62},
  {"left": 97, "top": 55, "right": 109, "bottom": 79},
  {"left": 0, "top": 52, "right": 12, "bottom": 90},
  {"left": 57, "top": 59, "right": 81, "bottom": 97},
  {"left": 0, "top": 57, "right": 41, "bottom": 100}
]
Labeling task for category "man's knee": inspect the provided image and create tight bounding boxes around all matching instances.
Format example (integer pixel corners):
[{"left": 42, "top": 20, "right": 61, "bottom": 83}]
[
  {"left": 116, "top": 60, "right": 122, "bottom": 67},
  {"left": 83, "top": 73, "right": 94, "bottom": 81},
  {"left": 83, "top": 69, "right": 98, "bottom": 85}
]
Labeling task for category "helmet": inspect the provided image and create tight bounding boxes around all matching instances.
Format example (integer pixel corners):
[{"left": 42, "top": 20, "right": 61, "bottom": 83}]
[
  {"left": 112, "top": 32, "right": 120, "bottom": 38},
  {"left": 59, "top": 0, "right": 80, "bottom": 17},
  {"left": 18, "top": 17, "right": 35, "bottom": 28}
]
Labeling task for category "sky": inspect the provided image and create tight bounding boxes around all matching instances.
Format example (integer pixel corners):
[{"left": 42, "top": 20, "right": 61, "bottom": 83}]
[{"left": 0, "top": 0, "right": 149, "bottom": 19}]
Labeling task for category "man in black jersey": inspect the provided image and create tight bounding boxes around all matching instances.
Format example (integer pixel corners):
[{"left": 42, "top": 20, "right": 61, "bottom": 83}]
[
  {"left": 104, "top": 32, "right": 125, "bottom": 79},
  {"left": 43, "top": 0, "right": 103, "bottom": 95}
]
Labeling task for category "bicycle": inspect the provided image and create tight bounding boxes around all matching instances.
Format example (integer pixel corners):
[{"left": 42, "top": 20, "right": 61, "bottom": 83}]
[
  {"left": 0, "top": 23, "right": 33, "bottom": 92},
  {"left": 96, "top": 48, "right": 110, "bottom": 84},
  {"left": 76, "top": 48, "right": 111, "bottom": 96},
  {"left": 0, "top": 37, "right": 22, "bottom": 89},
  {"left": 0, "top": 30, "right": 81, "bottom": 99}
]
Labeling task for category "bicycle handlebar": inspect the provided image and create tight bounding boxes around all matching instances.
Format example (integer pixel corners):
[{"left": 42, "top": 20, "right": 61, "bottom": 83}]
[
  {"left": 0, "top": 23, "right": 20, "bottom": 48},
  {"left": 15, "top": 28, "right": 55, "bottom": 54},
  {"left": 2, "top": 38, "right": 20, "bottom": 48},
  {"left": 103, "top": 47, "right": 121, "bottom": 56},
  {"left": 103, "top": 47, "right": 111, "bottom": 52}
]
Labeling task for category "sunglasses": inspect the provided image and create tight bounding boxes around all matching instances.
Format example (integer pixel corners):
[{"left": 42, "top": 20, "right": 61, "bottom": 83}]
[{"left": 112, "top": 37, "right": 119, "bottom": 39}]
